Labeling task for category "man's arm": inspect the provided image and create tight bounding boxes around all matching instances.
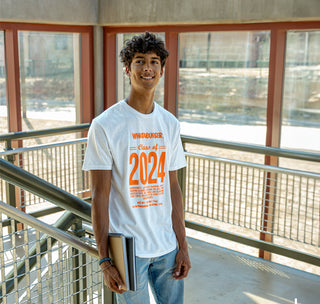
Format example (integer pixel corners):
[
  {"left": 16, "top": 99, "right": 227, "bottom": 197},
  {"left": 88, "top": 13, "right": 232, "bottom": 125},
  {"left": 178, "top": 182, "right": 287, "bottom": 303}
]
[
  {"left": 91, "top": 170, "right": 124, "bottom": 293},
  {"left": 169, "top": 170, "right": 191, "bottom": 280}
]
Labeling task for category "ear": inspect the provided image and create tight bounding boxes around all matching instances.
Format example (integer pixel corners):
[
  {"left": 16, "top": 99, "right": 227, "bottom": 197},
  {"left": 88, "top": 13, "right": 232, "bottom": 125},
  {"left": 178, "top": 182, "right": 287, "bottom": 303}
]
[
  {"left": 160, "top": 68, "right": 164, "bottom": 77},
  {"left": 125, "top": 66, "right": 131, "bottom": 76}
]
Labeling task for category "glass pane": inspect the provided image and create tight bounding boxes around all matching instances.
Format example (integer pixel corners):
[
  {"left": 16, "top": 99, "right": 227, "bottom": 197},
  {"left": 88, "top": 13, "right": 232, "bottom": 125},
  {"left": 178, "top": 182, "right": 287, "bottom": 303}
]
[
  {"left": 0, "top": 31, "right": 7, "bottom": 151},
  {"left": 117, "top": 33, "right": 165, "bottom": 107},
  {"left": 281, "top": 31, "right": 320, "bottom": 153},
  {"left": 178, "top": 31, "right": 270, "bottom": 146},
  {"left": 18, "top": 31, "right": 80, "bottom": 132}
]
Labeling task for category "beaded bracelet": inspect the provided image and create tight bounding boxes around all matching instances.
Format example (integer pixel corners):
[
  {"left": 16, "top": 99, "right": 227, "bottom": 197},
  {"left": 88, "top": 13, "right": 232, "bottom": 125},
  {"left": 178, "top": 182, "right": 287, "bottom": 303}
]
[{"left": 99, "top": 257, "right": 112, "bottom": 266}]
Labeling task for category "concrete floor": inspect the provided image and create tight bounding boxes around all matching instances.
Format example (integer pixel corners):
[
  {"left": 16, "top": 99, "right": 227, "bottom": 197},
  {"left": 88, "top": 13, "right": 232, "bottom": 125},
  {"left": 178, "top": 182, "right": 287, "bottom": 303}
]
[{"left": 184, "top": 237, "right": 320, "bottom": 304}]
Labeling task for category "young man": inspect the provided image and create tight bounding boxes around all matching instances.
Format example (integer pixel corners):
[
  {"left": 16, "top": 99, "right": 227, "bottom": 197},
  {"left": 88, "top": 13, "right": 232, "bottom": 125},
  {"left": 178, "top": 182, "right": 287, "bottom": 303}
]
[{"left": 83, "top": 32, "right": 191, "bottom": 304}]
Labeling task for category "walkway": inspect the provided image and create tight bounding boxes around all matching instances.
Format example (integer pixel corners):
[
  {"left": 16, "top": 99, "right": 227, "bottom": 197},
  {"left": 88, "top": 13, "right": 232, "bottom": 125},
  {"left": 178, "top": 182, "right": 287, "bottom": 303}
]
[{"left": 185, "top": 237, "right": 320, "bottom": 304}]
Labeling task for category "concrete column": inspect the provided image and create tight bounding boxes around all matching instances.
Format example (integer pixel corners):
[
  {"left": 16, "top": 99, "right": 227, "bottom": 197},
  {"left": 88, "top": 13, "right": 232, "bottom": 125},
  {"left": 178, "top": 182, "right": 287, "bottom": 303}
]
[{"left": 94, "top": 25, "right": 104, "bottom": 116}]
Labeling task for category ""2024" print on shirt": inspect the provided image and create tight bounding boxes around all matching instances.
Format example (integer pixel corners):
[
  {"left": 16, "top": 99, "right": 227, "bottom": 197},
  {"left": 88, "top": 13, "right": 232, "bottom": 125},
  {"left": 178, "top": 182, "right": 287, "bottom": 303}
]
[{"left": 129, "top": 151, "right": 166, "bottom": 185}]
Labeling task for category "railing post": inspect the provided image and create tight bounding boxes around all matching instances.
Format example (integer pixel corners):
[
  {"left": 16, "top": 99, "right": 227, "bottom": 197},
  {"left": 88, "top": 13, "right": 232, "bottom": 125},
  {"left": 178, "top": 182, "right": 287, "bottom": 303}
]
[
  {"left": 71, "top": 219, "right": 87, "bottom": 303},
  {"left": 4, "top": 140, "right": 17, "bottom": 233},
  {"left": 179, "top": 141, "right": 187, "bottom": 211},
  {"left": 4, "top": 140, "right": 16, "bottom": 207},
  {"left": 259, "top": 171, "right": 278, "bottom": 260},
  {"left": 103, "top": 285, "right": 115, "bottom": 304}
]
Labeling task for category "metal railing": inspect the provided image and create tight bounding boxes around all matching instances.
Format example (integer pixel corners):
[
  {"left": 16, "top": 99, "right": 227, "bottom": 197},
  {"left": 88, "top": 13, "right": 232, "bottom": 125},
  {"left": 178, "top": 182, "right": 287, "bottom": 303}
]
[
  {"left": 183, "top": 152, "right": 320, "bottom": 265},
  {"left": 181, "top": 135, "right": 320, "bottom": 268},
  {"left": 0, "top": 124, "right": 320, "bottom": 303},
  {"left": 0, "top": 125, "right": 91, "bottom": 215},
  {"left": 0, "top": 157, "right": 112, "bottom": 304},
  {"left": 0, "top": 125, "right": 114, "bottom": 303}
]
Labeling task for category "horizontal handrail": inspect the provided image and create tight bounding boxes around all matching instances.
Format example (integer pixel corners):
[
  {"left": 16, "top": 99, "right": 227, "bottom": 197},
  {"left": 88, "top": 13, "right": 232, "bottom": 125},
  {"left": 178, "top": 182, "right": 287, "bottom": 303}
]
[
  {"left": 181, "top": 135, "right": 320, "bottom": 163},
  {"left": 0, "top": 138, "right": 87, "bottom": 156},
  {"left": 0, "top": 123, "right": 90, "bottom": 142},
  {"left": 185, "top": 221, "right": 320, "bottom": 267},
  {"left": 0, "top": 201, "right": 98, "bottom": 258},
  {"left": 185, "top": 152, "right": 320, "bottom": 179},
  {"left": 0, "top": 158, "right": 91, "bottom": 222},
  {"left": 0, "top": 206, "right": 64, "bottom": 228},
  {"left": 1, "top": 125, "right": 319, "bottom": 163}
]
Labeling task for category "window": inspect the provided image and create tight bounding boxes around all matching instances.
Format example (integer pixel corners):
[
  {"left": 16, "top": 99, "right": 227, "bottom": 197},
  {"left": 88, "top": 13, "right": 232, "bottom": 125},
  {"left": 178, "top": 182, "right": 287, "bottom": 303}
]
[
  {"left": 281, "top": 30, "right": 320, "bottom": 152},
  {"left": 18, "top": 31, "right": 81, "bottom": 131},
  {"left": 178, "top": 31, "right": 270, "bottom": 145},
  {"left": 116, "top": 33, "right": 165, "bottom": 107}
]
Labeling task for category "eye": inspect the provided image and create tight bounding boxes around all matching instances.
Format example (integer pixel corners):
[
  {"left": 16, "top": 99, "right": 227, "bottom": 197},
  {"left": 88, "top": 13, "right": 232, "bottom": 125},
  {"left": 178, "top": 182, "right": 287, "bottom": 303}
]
[{"left": 134, "top": 59, "right": 144, "bottom": 64}]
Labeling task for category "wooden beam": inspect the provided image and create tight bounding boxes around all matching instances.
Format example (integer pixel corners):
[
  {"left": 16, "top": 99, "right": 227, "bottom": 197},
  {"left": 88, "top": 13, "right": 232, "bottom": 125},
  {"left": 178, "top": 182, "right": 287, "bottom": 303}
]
[
  {"left": 259, "top": 28, "right": 287, "bottom": 260},
  {"left": 4, "top": 28, "right": 22, "bottom": 133},
  {"left": 164, "top": 32, "right": 179, "bottom": 116},
  {"left": 81, "top": 29, "right": 95, "bottom": 123},
  {"left": 104, "top": 31, "right": 117, "bottom": 109}
]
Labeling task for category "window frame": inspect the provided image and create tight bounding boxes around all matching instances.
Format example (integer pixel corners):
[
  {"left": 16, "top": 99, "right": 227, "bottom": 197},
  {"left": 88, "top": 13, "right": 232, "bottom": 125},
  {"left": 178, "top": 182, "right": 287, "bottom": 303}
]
[
  {"left": 0, "top": 22, "right": 94, "bottom": 134},
  {"left": 104, "top": 21, "right": 320, "bottom": 151},
  {"left": 104, "top": 21, "right": 320, "bottom": 260}
]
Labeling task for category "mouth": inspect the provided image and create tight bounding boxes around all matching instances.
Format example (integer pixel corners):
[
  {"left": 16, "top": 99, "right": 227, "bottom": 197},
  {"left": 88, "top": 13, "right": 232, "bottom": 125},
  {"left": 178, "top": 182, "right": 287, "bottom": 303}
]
[{"left": 141, "top": 75, "right": 154, "bottom": 80}]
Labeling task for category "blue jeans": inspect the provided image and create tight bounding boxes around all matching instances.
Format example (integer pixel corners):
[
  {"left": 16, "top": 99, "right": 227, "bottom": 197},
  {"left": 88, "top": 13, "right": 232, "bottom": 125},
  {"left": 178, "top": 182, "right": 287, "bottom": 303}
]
[{"left": 116, "top": 248, "right": 184, "bottom": 304}]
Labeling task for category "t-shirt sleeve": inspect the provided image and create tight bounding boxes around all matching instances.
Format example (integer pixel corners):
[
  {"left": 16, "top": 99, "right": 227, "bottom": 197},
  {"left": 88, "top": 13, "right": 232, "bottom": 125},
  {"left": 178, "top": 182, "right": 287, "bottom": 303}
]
[
  {"left": 169, "top": 122, "right": 187, "bottom": 171},
  {"left": 82, "top": 120, "right": 113, "bottom": 171}
]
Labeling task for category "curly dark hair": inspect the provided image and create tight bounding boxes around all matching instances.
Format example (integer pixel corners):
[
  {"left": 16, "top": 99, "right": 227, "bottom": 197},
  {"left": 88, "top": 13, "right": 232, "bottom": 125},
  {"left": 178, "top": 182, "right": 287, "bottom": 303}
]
[{"left": 120, "top": 32, "right": 169, "bottom": 69}]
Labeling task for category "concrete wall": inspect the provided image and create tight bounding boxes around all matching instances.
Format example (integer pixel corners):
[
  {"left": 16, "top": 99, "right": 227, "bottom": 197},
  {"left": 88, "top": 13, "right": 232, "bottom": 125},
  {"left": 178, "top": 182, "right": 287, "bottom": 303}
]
[
  {"left": 0, "top": 0, "right": 98, "bottom": 25},
  {"left": 0, "top": 0, "right": 319, "bottom": 25},
  {"left": 99, "top": 0, "right": 320, "bottom": 25}
]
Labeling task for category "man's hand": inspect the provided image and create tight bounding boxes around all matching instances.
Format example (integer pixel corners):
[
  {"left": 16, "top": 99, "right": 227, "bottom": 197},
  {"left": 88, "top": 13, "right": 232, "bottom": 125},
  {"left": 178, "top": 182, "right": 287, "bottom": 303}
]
[
  {"left": 102, "top": 264, "right": 125, "bottom": 294},
  {"left": 173, "top": 248, "right": 191, "bottom": 280}
]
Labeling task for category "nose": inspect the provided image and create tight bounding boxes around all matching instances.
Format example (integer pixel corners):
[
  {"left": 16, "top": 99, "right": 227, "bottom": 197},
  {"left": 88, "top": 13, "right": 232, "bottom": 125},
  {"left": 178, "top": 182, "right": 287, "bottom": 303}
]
[{"left": 143, "top": 61, "right": 152, "bottom": 71}]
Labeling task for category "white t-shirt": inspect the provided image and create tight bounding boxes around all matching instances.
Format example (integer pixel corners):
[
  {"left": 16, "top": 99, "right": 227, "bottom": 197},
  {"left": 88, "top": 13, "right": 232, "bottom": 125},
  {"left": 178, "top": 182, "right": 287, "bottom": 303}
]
[{"left": 83, "top": 100, "right": 186, "bottom": 257}]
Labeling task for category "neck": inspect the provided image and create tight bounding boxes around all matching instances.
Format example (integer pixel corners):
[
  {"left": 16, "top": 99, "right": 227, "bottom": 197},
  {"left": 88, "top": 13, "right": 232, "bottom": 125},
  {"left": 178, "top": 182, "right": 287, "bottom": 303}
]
[{"left": 126, "top": 89, "right": 155, "bottom": 114}]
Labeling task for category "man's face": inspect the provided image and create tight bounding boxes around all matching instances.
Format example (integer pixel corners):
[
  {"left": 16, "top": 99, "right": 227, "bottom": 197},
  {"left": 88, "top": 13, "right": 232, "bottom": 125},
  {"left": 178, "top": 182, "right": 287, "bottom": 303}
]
[{"left": 126, "top": 52, "right": 163, "bottom": 91}]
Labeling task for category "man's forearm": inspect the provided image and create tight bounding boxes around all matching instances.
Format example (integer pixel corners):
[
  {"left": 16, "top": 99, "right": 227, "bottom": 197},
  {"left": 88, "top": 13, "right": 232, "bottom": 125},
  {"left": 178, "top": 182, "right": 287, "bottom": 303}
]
[
  {"left": 90, "top": 170, "right": 112, "bottom": 260},
  {"left": 170, "top": 170, "right": 191, "bottom": 280},
  {"left": 170, "top": 171, "right": 188, "bottom": 251},
  {"left": 90, "top": 170, "right": 124, "bottom": 292},
  {"left": 92, "top": 196, "right": 110, "bottom": 259},
  {"left": 172, "top": 195, "right": 188, "bottom": 251}
]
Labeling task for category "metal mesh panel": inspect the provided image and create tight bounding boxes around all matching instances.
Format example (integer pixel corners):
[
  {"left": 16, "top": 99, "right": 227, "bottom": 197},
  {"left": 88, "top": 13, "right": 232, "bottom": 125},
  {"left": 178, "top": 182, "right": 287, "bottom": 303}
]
[
  {"left": 0, "top": 216, "right": 103, "bottom": 304},
  {"left": 185, "top": 154, "right": 264, "bottom": 230},
  {"left": 0, "top": 138, "right": 105, "bottom": 303},
  {"left": 0, "top": 140, "right": 90, "bottom": 211},
  {"left": 185, "top": 153, "right": 320, "bottom": 247},
  {"left": 273, "top": 174, "right": 320, "bottom": 245}
]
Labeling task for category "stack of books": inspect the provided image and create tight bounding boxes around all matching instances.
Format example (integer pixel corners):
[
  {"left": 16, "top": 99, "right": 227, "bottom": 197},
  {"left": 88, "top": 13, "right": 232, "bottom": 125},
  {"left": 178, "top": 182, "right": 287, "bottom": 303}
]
[{"left": 108, "top": 233, "right": 137, "bottom": 291}]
